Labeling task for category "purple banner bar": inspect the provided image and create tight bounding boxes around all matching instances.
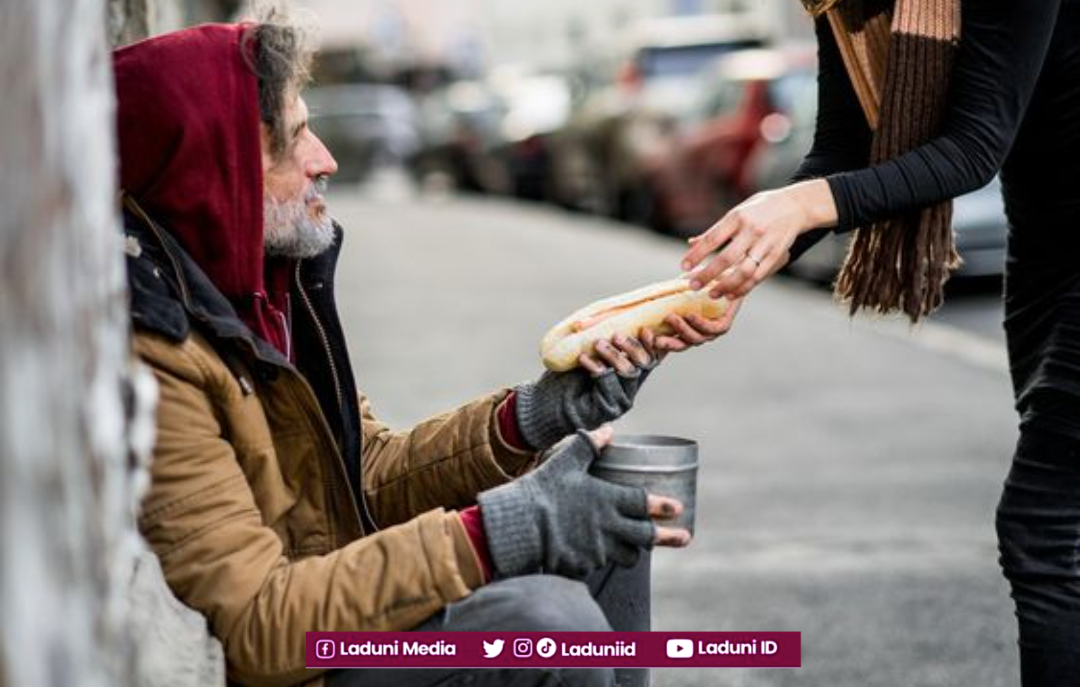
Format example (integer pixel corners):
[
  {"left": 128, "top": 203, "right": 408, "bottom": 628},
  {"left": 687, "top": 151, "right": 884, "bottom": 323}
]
[{"left": 306, "top": 632, "right": 800, "bottom": 669}]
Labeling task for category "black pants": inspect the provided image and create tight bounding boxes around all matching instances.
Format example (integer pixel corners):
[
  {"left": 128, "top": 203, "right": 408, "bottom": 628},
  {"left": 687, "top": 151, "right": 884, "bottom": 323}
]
[{"left": 996, "top": 427, "right": 1080, "bottom": 686}]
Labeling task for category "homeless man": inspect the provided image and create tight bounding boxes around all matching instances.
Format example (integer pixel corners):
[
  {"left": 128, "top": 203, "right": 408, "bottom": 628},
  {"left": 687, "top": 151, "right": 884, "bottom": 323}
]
[{"left": 114, "top": 17, "right": 720, "bottom": 687}]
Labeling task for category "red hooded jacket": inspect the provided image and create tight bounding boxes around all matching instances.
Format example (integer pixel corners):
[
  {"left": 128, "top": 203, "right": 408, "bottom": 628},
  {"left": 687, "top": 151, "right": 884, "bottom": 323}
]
[{"left": 114, "top": 23, "right": 292, "bottom": 356}]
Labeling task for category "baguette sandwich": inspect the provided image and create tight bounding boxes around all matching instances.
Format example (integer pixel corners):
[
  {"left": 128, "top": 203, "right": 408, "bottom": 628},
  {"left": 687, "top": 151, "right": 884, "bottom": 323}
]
[{"left": 540, "top": 277, "right": 727, "bottom": 372}]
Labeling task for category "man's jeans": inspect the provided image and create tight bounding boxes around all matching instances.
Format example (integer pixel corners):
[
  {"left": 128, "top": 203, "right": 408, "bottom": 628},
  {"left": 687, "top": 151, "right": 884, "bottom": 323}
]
[
  {"left": 997, "top": 427, "right": 1080, "bottom": 686},
  {"left": 326, "top": 556, "right": 650, "bottom": 687}
]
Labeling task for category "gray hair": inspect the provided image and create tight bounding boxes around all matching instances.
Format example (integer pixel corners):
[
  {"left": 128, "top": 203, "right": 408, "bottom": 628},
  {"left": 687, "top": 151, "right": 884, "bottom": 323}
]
[{"left": 243, "top": 3, "right": 316, "bottom": 161}]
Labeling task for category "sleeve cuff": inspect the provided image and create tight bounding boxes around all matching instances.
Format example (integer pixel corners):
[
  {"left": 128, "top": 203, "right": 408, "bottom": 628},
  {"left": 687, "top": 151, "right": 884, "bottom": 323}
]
[
  {"left": 478, "top": 481, "right": 540, "bottom": 578},
  {"left": 447, "top": 511, "right": 487, "bottom": 589},
  {"left": 497, "top": 392, "right": 528, "bottom": 450},
  {"left": 458, "top": 506, "right": 492, "bottom": 584},
  {"left": 826, "top": 173, "right": 858, "bottom": 234},
  {"left": 491, "top": 393, "right": 540, "bottom": 476}
]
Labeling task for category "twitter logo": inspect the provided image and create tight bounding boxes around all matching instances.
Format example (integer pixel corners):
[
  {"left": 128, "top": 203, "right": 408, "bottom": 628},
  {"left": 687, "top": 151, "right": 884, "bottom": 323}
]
[{"left": 482, "top": 639, "right": 505, "bottom": 659}]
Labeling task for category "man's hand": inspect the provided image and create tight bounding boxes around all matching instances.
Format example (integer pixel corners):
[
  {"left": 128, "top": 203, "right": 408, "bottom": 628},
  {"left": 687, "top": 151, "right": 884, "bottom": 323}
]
[
  {"left": 516, "top": 336, "right": 661, "bottom": 451},
  {"left": 478, "top": 427, "right": 691, "bottom": 580},
  {"left": 652, "top": 297, "right": 743, "bottom": 353},
  {"left": 579, "top": 330, "right": 663, "bottom": 376},
  {"left": 590, "top": 426, "right": 689, "bottom": 549}
]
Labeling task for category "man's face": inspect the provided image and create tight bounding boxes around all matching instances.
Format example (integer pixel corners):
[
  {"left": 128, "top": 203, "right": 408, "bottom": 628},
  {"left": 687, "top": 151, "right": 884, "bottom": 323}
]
[{"left": 262, "top": 93, "right": 339, "bottom": 258}]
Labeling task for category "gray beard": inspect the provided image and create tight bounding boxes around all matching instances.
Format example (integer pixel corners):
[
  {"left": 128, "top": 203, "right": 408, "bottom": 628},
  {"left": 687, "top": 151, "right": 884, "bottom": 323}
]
[{"left": 263, "top": 187, "right": 335, "bottom": 259}]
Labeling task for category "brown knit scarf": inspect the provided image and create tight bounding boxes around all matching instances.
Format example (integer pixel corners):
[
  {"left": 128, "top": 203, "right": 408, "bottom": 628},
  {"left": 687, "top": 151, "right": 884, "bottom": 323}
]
[{"left": 802, "top": 0, "right": 962, "bottom": 322}]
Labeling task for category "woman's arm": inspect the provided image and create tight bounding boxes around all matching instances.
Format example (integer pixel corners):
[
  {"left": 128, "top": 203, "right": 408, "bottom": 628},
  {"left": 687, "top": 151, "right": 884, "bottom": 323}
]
[
  {"left": 828, "top": 0, "right": 1062, "bottom": 230},
  {"left": 788, "top": 15, "right": 874, "bottom": 261},
  {"left": 683, "top": 0, "right": 1062, "bottom": 296}
]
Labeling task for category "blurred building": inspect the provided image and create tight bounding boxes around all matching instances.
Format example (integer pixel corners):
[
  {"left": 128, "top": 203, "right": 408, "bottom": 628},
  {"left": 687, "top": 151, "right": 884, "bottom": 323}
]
[
  {"left": 472, "top": 0, "right": 812, "bottom": 70},
  {"left": 293, "top": 0, "right": 813, "bottom": 76}
]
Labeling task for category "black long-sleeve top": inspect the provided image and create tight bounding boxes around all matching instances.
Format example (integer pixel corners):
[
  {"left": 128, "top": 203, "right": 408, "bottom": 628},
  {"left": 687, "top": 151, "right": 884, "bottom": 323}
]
[{"left": 791, "top": 0, "right": 1080, "bottom": 435}]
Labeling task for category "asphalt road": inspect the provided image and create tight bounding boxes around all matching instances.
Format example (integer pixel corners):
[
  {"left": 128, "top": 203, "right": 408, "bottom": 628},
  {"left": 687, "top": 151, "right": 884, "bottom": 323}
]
[{"left": 328, "top": 174, "right": 1021, "bottom": 687}]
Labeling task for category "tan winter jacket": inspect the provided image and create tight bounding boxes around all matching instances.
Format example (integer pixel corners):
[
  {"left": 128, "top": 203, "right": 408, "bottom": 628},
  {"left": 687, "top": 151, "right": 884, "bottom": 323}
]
[{"left": 126, "top": 214, "right": 536, "bottom": 687}]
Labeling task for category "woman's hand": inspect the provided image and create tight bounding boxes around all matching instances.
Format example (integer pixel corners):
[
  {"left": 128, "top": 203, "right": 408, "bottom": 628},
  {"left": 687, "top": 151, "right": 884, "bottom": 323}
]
[
  {"left": 653, "top": 297, "right": 743, "bottom": 353},
  {"left": 680, "top": 179, "right": 837, "bottom": 299}
]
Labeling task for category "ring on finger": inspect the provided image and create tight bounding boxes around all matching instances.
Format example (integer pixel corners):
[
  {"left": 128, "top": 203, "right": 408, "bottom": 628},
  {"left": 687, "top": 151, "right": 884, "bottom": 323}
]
[{"left": 746, "top": 252, "right": 763, "bottom": 267}]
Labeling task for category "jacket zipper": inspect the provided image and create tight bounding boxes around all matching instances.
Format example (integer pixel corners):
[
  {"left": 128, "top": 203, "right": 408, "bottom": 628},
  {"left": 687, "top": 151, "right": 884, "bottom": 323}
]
[
  {"left": 128, "top": 195, "right": 372, "bottom": 537},
  {"left": 294, "top": 261, "right": 380, "bottom": 534},
  {"left": 277, "top": 305, "right": 292, "bottom": 361}
]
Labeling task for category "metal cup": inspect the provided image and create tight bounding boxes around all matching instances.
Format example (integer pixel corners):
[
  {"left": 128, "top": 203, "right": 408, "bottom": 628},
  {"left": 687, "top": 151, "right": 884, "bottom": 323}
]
[{"left": 591, "top": 435, "right": 698, "bottom": 535}]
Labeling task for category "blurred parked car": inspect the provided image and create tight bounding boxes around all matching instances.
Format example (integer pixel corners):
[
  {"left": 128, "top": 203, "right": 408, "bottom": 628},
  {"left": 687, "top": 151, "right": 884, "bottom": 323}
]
[
  {"left": 485, "top": 70, "right": 574, "bottom": 201},
  {"left": 639, "top": 46, "right": 816, "bottom": 236},
  {"left": 409, "top": 80, "right": 508, "bottom": 193},
  {"left": 305, "top": 83, "right": 419, "bottom": 182},
  {"left": 749, "top": 74, "right": 1007, "bottom": 280},
  {"left": 549, "top": 13, "right": 767, "bottom": 219}
]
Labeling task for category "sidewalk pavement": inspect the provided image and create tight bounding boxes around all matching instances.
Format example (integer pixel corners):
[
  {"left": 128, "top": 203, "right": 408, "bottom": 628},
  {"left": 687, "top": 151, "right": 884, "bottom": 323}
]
[{"left": 328, "top": 181, "right": 1020, "bottom": 687}]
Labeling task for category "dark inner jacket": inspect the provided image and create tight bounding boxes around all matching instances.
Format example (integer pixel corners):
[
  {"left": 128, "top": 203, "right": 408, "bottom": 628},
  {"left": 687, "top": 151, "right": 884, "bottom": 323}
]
[{"left": 124, "top": 204, "right": 375, "bottom": 531}]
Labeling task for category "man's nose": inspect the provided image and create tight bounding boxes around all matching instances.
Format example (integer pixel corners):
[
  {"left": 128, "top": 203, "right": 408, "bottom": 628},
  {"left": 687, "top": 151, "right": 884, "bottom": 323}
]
[{"left": 308, "top": 134, "right": 338, "bottom": 177}]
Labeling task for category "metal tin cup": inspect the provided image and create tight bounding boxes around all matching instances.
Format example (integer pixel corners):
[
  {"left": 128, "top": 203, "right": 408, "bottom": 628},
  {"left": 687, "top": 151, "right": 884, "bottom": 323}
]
[{"left": 591, "top": 435, "right": 698, "bottom": 535}]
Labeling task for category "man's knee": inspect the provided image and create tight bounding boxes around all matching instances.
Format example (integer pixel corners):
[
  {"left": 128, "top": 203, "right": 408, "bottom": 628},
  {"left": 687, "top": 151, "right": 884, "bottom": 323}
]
[{"left": 483, "top": 575, "right": 613, "bottom": 633}]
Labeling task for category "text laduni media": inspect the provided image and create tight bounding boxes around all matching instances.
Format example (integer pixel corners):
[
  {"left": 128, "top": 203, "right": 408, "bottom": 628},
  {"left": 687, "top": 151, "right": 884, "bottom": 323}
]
[{"left": 339, "top": 640, "right": 456, "bottom": 656}]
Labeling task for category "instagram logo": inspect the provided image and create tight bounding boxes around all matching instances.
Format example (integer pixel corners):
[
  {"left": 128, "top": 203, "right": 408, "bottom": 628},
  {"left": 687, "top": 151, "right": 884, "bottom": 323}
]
[
  {"left": 666, "top": 639, "right": 694, "bottom": 659},
  {"left": 315, "top": 639, "right": 336, "bottom": 660},
  {"left": 513, "top": 638, "right": 533, "bottom": 658}
]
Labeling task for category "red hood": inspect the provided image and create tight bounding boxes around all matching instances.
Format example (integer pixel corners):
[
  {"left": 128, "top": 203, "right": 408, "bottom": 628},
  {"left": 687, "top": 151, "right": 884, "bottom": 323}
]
[{"left": 114, "top": 23, "right": 292, "bottom": 357}]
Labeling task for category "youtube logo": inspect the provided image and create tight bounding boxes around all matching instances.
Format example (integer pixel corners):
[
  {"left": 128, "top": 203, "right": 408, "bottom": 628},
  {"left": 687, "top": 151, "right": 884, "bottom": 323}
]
[{"left": 666, "top": 639, "right": 694, "bottom": 659}]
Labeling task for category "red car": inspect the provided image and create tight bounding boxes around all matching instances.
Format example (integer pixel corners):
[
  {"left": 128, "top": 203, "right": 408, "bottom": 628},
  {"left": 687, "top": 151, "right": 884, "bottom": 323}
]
[{"left": 640, "top": 46, "right": 816, "bottom": 237}]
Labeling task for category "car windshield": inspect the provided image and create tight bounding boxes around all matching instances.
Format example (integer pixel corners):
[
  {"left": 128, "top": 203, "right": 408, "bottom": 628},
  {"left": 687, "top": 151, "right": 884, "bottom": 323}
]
[
  {"left": 637, "top": 40, "right": 762, "bottom": 80},
  {"left": 767, "top": 69, "right": 817, "bottom": 113},
  {"left": 693, "top": 76, "right": 744, "bottom": 121}
]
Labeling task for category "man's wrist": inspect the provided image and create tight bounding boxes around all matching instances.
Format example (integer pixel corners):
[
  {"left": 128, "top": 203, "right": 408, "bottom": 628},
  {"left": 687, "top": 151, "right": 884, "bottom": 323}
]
[
  {"left": 478, "top": 481, "right": 540, "bottom": 577},
  {"left": 513, "top": 381, "right": 564, "bottom": 451}
]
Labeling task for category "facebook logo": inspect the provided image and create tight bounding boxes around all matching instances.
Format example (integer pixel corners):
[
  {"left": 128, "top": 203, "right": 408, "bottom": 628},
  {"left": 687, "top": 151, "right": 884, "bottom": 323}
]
[{"left": 315, "top": 640, "right": 336, "bottom": 659}]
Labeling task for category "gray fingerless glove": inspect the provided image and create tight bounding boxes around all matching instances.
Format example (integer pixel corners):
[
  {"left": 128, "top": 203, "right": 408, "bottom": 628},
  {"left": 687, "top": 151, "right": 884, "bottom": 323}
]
[
  {"left": 516, "top": 362, "right": 657, "bottom": 451},
  {"left": 478, "top": 431, "right": 655, "bottom": 580}
]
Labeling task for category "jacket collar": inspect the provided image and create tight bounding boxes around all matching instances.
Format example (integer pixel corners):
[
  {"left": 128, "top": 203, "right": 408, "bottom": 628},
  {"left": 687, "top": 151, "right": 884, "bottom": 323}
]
[{"left": 123, "top": 195, "right": 343, "bottom": 370}]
